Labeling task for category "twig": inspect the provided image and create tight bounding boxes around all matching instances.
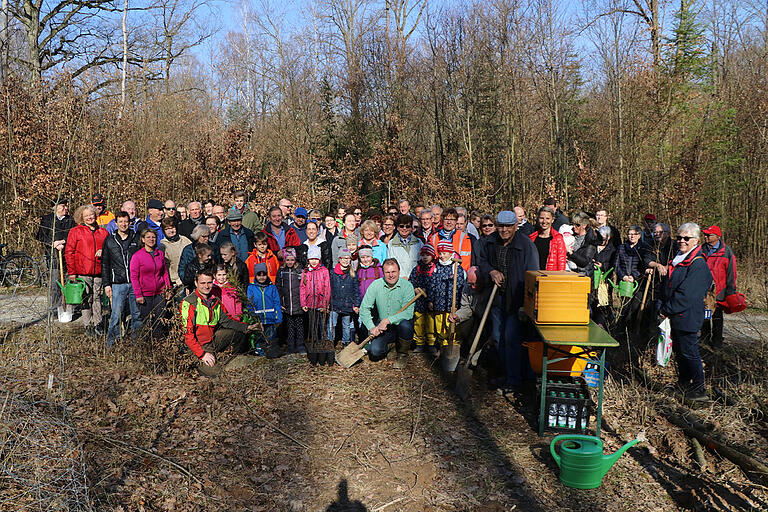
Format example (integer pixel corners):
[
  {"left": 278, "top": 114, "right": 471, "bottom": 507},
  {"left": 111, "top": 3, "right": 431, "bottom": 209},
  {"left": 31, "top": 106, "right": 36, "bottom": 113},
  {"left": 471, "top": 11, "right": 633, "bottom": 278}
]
[
  {"left": 691, "top": 437, "right": 708, "bottom": 471},
  {"left": 410, "top": 379, "right": 425, "bottom": 444},
  {"left": 334, "top": 429, "right": 354, "bottom": 457},
  {"left": 242, "top": 399, "right": 309, "bottom": 449},
  {"left": 371, "top": 496, "right": 408, "bottom": 511},
  {"left": 91, "top": 432, "right": 203, "bottom": 486}
]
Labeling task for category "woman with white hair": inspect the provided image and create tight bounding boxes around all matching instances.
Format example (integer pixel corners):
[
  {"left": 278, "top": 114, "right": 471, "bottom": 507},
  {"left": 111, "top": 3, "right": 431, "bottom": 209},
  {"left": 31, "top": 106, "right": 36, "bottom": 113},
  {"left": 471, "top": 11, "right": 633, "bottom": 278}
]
[{"left": 660, "top": 222, "right": 713, "bottom": 401}]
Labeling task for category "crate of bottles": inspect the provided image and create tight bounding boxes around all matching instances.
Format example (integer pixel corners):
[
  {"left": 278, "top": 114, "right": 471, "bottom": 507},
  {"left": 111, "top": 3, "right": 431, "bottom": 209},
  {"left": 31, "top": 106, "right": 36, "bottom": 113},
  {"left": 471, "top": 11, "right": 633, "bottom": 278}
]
[{"left": 539, "top": 377, "right": 592, "bottom": 433}]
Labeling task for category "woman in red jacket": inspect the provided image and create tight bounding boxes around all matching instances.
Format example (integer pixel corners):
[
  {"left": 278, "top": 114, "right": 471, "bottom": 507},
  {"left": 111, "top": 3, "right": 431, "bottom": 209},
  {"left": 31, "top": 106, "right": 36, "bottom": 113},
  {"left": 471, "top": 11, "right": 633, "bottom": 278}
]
[
  {"left": 529, "top": 205, "right": 567, "bottom": 271},
  {"left": 130, "top": 229, "right": 172, "bottom": 339},
  {"left": 65, "top": 205, "right": 108, "bottom": 337}
]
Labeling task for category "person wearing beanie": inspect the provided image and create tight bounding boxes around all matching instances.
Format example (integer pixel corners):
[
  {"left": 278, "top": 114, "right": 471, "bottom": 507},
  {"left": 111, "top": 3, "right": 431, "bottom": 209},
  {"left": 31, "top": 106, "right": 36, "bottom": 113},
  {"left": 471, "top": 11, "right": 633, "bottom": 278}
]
[
  {"left": 428, "top": 240, "right": 465, "bottom": 355},
  {"left": 300, "top": 244, "right": 333, "bottom": 365},
  {"left": 410, "top": 244, "right": 438, "bottom": 355},
  {"left": 246, "top": 262, "right": 283, "bottom": 358},
  {"left": 92, "top": 193, "right": 115, "bottom": 228},
  {"left": 328, "top": 248, "right": 361, "bottom": 347},
  {"left": 276, "top": 248, "right": 306, "bottom": 354}
]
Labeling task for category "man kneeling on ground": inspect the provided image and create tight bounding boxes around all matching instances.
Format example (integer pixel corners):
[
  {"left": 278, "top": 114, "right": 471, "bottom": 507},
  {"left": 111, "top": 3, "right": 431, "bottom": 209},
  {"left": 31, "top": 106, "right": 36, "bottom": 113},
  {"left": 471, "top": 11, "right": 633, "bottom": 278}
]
[
  {"left": 181, "top": 268, "right": 258, "bottom": 376},
  {"left": 359, "top": 258, "right": 416, "bottom": 369}
]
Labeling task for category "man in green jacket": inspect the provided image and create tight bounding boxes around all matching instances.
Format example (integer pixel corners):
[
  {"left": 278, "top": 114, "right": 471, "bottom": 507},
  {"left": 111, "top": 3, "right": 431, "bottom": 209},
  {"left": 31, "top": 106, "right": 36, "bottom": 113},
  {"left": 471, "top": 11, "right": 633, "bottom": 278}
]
[
  {"left": 231, "top": 190, "right": 263, "bottom": 232},
  {"left": 359, "top": 258, "right": 416, "bottom": 369}
]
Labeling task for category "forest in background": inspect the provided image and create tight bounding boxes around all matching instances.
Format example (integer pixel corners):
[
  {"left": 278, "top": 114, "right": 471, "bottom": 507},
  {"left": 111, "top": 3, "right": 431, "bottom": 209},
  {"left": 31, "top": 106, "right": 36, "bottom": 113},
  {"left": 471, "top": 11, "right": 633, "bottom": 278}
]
[{"left": 1, "top": 0, "right": 767, "bottom": 265}]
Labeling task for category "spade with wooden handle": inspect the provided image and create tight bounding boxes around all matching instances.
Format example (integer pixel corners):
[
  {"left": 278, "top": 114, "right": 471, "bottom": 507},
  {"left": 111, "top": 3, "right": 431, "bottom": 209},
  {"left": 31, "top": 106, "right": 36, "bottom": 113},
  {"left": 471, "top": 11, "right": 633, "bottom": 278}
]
[
  {"left": 455, "top": 283, "right": 499, "bottom": 400},
  {"left": 441, "top": 259, "right": 462, "bottom": 373},
  {"left": 336, "top": 288, "right": 426, "bottom": 368},
  {"left": 58, "top": 248, "right": 66, "bottom": 306}
]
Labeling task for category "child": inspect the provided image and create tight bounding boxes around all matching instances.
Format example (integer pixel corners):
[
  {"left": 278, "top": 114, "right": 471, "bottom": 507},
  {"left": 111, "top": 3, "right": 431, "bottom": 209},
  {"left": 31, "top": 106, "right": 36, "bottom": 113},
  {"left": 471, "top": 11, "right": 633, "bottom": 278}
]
[
  {"left": 428, "top": 240, "right": 466, "bottom": 348},
  {"left": 276, "top": 248, "right": 306, "bottom": 354},
  {"left": 410, "top": 244, "right": 437, "bottom": 355},
  {"left": 300, "top": 245, "right": 332, "bottom": 365},
  {"left": 355, "top": 246, "right": 382, "bottom": 342},
  {"left": 247, "top": 262, "right": 283, "bottom": 358},
  {"left": 328, "top": 248, "right": 361, "bottom": 347},
  {"left": 246, "top": 231, "right": 279, "bottom": 284},
  {"left": 212, "top": 264, "right": 242, "bottom": 321},
  {"left": 345, "top": 234, "right": 360, "bottom": 270}
]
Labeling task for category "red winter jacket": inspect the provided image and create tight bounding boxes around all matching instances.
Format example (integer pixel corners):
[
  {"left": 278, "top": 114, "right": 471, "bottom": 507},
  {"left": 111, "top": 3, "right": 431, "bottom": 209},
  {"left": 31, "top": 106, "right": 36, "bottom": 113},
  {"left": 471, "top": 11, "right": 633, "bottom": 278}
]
[
  {"left": 65, "top": 225, "right": 109, "bottom": 276},
  {"left": 262, "top": 223, "right": 301, "bottom": 254},
  {"left": 529, "top": 229, "right": 567, "bottom": 271},
  {"left": 701, "top": 242, "right": 737, "bottom": 301}
]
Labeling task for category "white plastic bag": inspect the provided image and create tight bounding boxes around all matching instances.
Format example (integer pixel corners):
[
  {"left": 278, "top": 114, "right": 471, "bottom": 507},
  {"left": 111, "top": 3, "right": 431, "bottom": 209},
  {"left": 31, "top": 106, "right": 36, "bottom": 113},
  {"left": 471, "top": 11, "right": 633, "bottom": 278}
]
[{"left": 656, "top": 318, "right": 673, "bottom": 366}]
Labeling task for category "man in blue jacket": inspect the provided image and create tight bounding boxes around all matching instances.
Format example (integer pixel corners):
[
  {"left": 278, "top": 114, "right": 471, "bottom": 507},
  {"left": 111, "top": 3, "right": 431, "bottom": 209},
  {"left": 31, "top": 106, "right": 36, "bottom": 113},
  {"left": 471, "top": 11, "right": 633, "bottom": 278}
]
[{"left": 476, "top": 210, "right": 539, "bottom": 394}]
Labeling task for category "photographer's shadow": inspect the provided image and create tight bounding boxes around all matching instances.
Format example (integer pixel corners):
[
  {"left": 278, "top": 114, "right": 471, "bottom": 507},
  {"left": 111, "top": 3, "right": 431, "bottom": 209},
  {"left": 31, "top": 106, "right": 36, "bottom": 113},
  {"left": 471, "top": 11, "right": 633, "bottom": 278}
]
[{"left": 326, "top": 479, "right": 367, "bottom": 512}]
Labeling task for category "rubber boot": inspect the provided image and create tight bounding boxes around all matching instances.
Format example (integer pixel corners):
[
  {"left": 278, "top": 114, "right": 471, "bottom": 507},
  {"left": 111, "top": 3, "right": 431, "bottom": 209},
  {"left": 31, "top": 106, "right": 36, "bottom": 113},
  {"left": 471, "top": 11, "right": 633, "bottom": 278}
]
[{"left": 307, "top": 351, "right": 318, "bottom": 366}]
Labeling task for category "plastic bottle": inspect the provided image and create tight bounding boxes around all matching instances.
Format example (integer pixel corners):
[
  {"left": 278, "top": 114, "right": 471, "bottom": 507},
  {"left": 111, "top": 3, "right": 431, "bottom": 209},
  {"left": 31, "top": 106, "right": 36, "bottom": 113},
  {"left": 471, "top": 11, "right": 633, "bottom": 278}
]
[
  {"left": 557, "top": 393, "right": 568, "bottom": 428},
  {"left": 581, "top": 396, "right": 589, "bottom": 430},
  {"left": 567, "top": 394, "right": 577, "bottom": 429},
  {"left": 548, "top": 392, "right": 558, "bottom": 427}
]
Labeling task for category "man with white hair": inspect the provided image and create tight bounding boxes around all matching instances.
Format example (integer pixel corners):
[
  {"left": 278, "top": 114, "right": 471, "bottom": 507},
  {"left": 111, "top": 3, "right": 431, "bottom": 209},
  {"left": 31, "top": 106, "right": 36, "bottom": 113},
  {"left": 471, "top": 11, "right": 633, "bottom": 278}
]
[
  {"left": 106, "top": 200, "right": 141, "bottom": 233},
  {"left": 178, "top": 201, "right": 204, "bottom": 238}
]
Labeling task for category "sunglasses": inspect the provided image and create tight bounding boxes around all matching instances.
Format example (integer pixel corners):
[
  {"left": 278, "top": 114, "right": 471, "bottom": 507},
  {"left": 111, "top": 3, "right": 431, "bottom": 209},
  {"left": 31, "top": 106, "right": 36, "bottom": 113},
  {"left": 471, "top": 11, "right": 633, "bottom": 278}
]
[
  {"left": 482, "top": 223, "right": 494, "bottom": 228},
  {"left": 398, "top": 224, "right": 412, "bottom": 228},
  {"left": 164, "top": 206, "right": 175, "bottom": 210},
  {"left": 256, "top": 272, "right": 268, "bottom": 276},
  {"left": 353, "top": 211, "right": 362, "bottom": 215},
  {"left": 676, "top": 236, "right": 695, "bottom": 241}
]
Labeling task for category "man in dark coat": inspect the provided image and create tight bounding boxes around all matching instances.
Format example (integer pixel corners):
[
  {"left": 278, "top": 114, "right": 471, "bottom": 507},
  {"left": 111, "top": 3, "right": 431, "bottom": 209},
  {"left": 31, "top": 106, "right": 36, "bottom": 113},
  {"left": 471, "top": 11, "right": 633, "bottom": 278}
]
[
  {"left": 216, "top": 211, "right": 255, "bottom": 258},
  {"left": 476, "top": 210, "right": 539, "bottom": 392},
  {"left": 36, "top": 198, "right": 76, "bottom": 308},
  {"left": 178, "top": 201, "right": 205, "bottom": 238}
]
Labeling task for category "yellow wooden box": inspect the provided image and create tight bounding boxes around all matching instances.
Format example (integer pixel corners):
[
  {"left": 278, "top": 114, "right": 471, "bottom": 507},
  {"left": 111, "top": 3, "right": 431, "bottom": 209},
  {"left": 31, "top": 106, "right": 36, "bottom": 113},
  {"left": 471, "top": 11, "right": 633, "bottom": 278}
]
[{"left": 524, "top": 271, "right": 591, "bottom": 325}]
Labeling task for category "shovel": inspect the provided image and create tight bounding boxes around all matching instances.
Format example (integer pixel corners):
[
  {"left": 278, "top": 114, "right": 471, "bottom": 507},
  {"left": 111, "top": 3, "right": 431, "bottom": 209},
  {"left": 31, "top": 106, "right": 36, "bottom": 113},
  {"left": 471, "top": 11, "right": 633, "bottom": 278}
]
[
  {"left": 58, "top": 248, "right": 66, "bottom": 305},
  {"left": 441, "top": 259, "right": 462, "bottom": 373},
  {"left": 336, "top": 288, "right": 425, "bottom": 368},
  {"left": 455, "top": 283, "right": 499, "bottom": 400}
]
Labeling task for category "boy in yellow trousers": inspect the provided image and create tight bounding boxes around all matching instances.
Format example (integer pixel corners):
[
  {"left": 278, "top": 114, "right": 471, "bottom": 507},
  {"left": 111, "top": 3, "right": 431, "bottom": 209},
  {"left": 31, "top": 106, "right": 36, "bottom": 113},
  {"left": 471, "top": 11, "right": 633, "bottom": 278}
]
[{"left": 409, "top": 244, "right": 437, "bottom": 355}]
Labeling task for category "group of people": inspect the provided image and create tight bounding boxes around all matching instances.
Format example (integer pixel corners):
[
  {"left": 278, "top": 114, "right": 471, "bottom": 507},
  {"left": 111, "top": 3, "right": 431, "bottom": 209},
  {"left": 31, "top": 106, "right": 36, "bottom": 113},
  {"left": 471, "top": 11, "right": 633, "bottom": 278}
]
[{"left": 35, "top": 191, "right": 738, "bottom": 400}]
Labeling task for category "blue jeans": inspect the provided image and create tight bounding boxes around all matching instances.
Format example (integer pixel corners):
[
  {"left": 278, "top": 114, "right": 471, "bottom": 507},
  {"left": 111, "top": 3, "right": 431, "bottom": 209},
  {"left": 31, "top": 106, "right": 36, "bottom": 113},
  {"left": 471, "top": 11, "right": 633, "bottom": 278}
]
[
  {"left": 107, "top": 283, "right": 142, "bottom": 345},
  {"left": 328, "top": 311, "right": 355, "bottom": 344},
  {"left": 491, "top": 305, "right": 532, "bottom": 388},
  {"left": 367, "top": 319, "right": 414, "bottom": 361}
]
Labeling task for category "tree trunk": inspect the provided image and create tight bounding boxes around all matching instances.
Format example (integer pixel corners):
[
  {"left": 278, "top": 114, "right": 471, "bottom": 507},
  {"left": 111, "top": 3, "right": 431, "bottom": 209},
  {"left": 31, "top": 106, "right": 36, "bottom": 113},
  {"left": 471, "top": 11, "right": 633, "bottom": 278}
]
[
  {"left": 119, "top": 0, "right": 129, "bottom": 119},
  {"left": 0, "top": 0, "right": 7, "bottom": 84},
  {"left": 22, "top": 0, "right": 42, "bottom": 82}
]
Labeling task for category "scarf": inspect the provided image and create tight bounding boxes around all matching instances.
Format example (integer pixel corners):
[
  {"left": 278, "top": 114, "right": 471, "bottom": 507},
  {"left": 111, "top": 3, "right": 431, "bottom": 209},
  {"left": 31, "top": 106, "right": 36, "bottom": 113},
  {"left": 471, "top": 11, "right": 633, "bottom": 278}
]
[
  {"left": 164, "top": 233, "right": 180, "bottom": 243},
  {"left": 415, "top": 261, "right": 436, "bottom": 276},
  {"left": 438, "top": 228, "right": 455, "bottom": 240}
]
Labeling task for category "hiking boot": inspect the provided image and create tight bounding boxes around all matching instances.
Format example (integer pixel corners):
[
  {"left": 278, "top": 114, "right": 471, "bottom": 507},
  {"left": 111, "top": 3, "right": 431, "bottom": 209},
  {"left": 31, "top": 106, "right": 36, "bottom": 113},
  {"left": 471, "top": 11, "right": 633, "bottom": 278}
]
[
  {"left": 686, "top": 388, "right": 709, "bottom": 402},
  {"left": 393, "top": 353, "right": 409, "bottom": 370},
  {"left": 413, "top": 345, "right": 426, "bottom": 353}
]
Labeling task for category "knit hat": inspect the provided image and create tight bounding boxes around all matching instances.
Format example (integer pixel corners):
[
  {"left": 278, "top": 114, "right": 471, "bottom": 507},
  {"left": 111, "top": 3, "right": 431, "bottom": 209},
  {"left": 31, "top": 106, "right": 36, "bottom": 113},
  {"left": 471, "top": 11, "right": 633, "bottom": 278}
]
[
  {"left": 91, "top": 193, "right": 105, "bottom": 206},
  {"left": 437, "top": 240, "right": 454, "bottom": 254},
  {"left": 338, "top": 248, "right": 351, "bottom": 260},
  {"left": 253, "top": 262, "right": 268, "bottom": 274},
  {"left": 281, "top": 248, "right": 297, "bottom": 259},
  {"left": 307, "top": 245, "right": 321, "bottom": 260},
  {"left": 358, "top": 246, "right": 373, "bottom": 258},
  {"left": 420, "top": 244, "right": 436, "bottom": 258}
]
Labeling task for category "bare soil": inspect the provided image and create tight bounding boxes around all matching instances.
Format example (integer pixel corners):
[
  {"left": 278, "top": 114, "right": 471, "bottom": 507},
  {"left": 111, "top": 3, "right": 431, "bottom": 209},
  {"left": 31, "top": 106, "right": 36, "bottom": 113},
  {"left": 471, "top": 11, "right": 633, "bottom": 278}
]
[{"left": 2, "top": 311, "right": 768, "bottom": 511}]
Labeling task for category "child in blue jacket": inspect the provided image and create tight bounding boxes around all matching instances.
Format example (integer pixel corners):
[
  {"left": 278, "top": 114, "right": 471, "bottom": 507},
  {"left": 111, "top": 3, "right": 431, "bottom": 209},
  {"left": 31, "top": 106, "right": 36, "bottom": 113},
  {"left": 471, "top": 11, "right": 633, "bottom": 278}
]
[
  {"left": 247, "top": 262, "right": 283, "bottom": 358},
  {"left": 427, "top": 240, "right": 465, "bottom": 347},
  {"left": 328, "top": 248, "right": 361, "bottom": 346}
]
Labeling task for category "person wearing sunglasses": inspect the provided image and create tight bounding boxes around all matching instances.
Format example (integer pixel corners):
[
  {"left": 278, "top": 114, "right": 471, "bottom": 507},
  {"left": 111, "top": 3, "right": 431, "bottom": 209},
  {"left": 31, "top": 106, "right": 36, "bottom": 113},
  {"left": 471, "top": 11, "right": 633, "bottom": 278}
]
[
  {"left": 386, "top": 214, "right": 423, "bottom": 279},
  {"left": 278, "top": 198, "right": 294, "bottom": 225},
  {"left": 479, "top": 215, "right": 496, "bottom": 238},
  {"left": 660, "top": 223, "right": 713, "bottom": 401}
]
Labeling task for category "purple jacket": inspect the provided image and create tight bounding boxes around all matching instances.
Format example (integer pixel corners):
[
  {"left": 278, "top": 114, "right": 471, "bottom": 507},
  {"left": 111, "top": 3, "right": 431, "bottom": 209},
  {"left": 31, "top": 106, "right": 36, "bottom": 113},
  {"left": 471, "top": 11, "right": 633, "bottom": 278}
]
[
  {"left": 356, "top": 261, "right": 382, "bottom": 299},
  {"left": 130, "top": 248, "right": 171, "bottom": 298}
]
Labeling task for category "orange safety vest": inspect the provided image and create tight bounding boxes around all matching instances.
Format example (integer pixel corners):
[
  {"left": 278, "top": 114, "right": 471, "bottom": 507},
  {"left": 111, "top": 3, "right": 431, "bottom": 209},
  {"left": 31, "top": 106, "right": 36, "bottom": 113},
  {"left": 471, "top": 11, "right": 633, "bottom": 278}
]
[{"left": 429, "top": 230, "right": 472, "bottom": 270}]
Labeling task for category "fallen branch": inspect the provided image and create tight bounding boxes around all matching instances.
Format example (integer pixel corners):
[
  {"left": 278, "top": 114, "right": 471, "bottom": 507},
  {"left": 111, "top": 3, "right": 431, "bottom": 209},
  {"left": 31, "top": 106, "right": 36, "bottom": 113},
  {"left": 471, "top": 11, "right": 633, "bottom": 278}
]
[
  {"left": 371, "top": 496, "right": 408, "bottom": 511},
  {"left": 664, "top": 411, "right": 768, "bottom": 483},
  {"left": 242, "top": 399, "right": 309, "bottom": 450},
  {"left": 691, "top": 437, "right": 708, "bottom": 471},
  {"left": 92, "top": 432, "right": 203, "bottom": 486}
]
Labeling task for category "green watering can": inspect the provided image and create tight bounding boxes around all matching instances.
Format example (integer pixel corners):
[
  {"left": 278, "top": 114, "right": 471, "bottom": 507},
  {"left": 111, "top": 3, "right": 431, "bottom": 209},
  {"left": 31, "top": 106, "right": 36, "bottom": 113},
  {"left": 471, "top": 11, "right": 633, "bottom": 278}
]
[
  {"left": 57, "top": 278, "right": 87, "bottom": 305},
  {"left": 551, "top": 434, "right": 639, "bottom": 489},
  {"left": 607, "top": 277, "right": 639, "bottom": 298},
  {"left": 592, "top": 267, "right": 612, "bottom": 290}
]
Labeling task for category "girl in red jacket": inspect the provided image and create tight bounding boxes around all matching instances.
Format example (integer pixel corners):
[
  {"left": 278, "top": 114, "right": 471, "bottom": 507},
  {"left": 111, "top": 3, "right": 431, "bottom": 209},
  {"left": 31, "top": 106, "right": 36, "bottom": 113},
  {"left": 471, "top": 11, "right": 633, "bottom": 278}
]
[
  {"left": 65, "top": 205, "right": 108, "bottom": 337},
  {"left": 529, "top": 206, "right": 567, "bottom": 271},
  {"left": 300, "top": 245, "right": 332, "bottom": 365}
]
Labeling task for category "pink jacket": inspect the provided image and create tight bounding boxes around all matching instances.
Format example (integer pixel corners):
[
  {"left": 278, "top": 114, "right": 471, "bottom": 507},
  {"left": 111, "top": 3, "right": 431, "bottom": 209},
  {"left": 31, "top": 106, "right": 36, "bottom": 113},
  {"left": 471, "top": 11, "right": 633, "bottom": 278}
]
[
  {"left": 130, "top": 248, "right": 171, "bottom": 298},
  {"left": 300, "top": 264, "right": 331, "bottom": 309},
  {"left": 213, "top": 282, "right": 242, "bottom": 320}
]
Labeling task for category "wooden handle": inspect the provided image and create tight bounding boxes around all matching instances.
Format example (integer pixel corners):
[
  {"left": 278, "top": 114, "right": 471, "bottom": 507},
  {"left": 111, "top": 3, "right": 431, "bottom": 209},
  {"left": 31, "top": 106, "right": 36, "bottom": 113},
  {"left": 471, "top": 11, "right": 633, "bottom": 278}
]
[
  {"left": 640, "top": 271, "right": 652, "bottom": 311},
  {"left": 449, "top": 261, "right": 460, "bottom": 339},
  {"left": 464, "top": 284, "right": 498, "bottom": 368},
  {"left": 355, "top": 288, "right": 425, "bottom": 348}
]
